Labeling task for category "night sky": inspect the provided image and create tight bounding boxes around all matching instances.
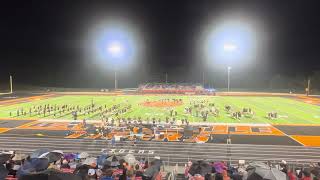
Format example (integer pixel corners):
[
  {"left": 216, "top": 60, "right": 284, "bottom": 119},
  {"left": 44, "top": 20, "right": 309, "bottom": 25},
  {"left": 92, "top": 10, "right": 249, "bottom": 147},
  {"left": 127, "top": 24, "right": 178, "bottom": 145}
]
[{"left": 1, "top": 0, "right": 320, "bottom": 89}]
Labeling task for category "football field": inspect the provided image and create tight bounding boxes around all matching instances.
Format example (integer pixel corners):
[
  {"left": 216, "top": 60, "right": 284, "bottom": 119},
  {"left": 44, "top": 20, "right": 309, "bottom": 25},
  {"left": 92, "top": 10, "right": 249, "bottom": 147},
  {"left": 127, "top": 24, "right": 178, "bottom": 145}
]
[{"left": 0, "top": 94, "right": 319, "bottom": 125}]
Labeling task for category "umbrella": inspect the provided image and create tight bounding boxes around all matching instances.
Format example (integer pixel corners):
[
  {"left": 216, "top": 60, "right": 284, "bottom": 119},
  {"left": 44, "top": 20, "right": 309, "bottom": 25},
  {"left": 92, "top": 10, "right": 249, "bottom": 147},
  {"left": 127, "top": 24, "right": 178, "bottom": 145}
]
[
  {"left": 0, "top": 153, "right": 12, "bottom": 164},
  {"left": 124, "top": 154, "right": 138, "bottom": 166},
  {"left": 31, "top": 148, "right": 51, "bottom": 158},
  {"left": 151, "top": 159, "right": 163, "bottom": 169},
  {"left": 78, "top": 152, "right": 89, "bottom": 159},
  {"left": 82, "top": 157, "right": 97, "bottom": 167},
  {"left": 73, "top": 164, "right": 91, "bottom": 178},
  {"left": 39, "top": 151, "right": 63, "bottom": 163},
  {"left": 30, "top": 158, "right": 49, "bottom": 171},
  {"left": 213, "top": 161, "right": 227, "bottom": 174},
  {"left": 247, "top": 161, "right": 270, "bottom": 170},
  {"left": 47, "top": 170, "right": 82, "bottom": 180},
  {"left": 189, "top": 160, "right": 212, "bottom": 176},
  {"left": 12, "top": 153, "right": 28, "bottom": 161},
  {"left": 19, "top": 173, "right": 49, "bottom": 180},
  {"left": 20, "top": 169, "right": 81, "bottom": 180},
  {"left": 144, "top": 166, "right": 159, "bottom": 178},
  {"left": 64, "top": 153, "right": 76, "bottom": 161},
  {"left": 247, "top": 167, "right": 287, "bottom": 180},
  {"left": 97, "top": 154, "right": 109, "bottom": 166},
  {"left": 106, "top": 155, "right": 120, "bottom": 167},
  {"left": 51, "top": 150, "right": 63, "bottom": 154},
  {"left": 246, "top": 162, "right": 287, "bottom": 180},
  {"left": 17, "top": 158, "right": 49, "bottom": 176},
  {"left": 0, "top": 164, "right": 9, "bottom": 179}
]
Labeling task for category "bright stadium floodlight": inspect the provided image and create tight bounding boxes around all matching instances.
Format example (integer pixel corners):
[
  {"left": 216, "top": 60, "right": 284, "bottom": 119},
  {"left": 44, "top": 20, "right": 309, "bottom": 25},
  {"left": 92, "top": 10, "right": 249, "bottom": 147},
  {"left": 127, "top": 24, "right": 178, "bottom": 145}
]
[
  {"left": 204, "top": 19, "right": 256, "bottom": 65},
  {"left": 223, "top": 43, "right": 237, "bottom": 52},
  {"left": 107, "top": 42, "right": 123, "bottom": 57},
  {"left": 94, "top": 24, "right": 138, "bottom": 90},
  {"left": 203, "top": 19, "right": 257, "bottom": 91},
  {"left": 106, "top": 41, "right": 125, "bottom": 90}
]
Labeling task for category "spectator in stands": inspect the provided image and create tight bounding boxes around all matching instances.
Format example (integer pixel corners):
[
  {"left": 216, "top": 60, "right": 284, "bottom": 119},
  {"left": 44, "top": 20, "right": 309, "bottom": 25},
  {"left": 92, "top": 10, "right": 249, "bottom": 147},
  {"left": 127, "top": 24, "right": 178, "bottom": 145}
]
[
  {"left": 60, "top": 159, "right": 70, "bottom": 169},
  {"left": 184, "top": 161, "right": 192, "bottom": 179},
  {"left": 134, "top": 164, "right": 143, "bottom": 179},
  {"left": 111, "top": 136, "right": 116, "bottom": 147},
  {"left": 280, "top": 160, "right": 288, "bottom": 174},
  {"left": 73, "top": 163, "right": 91, "bottom": 179},
  {"left": 87, "top": 168, "right": 98, "bottom": 180},
  {"left": 301, "top": 169, "right": 312, "bottom": 180},
  {"left": 100, "top": 165, "right": 113, "bottom": 180},
  {"left": 311, "top": 162, "right": 320, "bottom": 179}
]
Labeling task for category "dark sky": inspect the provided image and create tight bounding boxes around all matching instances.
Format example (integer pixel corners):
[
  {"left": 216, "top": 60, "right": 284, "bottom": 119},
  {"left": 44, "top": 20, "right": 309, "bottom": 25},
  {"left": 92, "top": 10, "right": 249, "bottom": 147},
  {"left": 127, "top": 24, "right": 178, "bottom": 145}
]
[{"left": 1, "top": 0, "right": 320, "bottom": 88}]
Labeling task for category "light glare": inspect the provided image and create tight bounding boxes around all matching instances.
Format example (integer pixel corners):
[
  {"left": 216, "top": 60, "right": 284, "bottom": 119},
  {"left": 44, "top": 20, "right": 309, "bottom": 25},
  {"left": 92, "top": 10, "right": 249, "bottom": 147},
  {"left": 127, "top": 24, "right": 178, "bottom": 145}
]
[
  {"left": 223, "top": 43, "right": 237, "bottom": 52},
  {"left": 107, "top": 42, "right": 123, "bottom": 56}
]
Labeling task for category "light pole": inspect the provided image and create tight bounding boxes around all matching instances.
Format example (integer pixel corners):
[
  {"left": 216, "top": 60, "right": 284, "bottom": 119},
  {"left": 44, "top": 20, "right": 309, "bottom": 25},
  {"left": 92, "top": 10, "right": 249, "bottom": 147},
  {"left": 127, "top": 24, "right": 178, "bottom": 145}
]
[
  {"left": 227, "top": 66, "right": 232, "bottom": 92},
  {"left": 107, "top": 43, "right": 123, "bottom": 90},
  {"left": 223, "top": 43, "right": 236, "bottom": 92},
  {"left": 114, "top": 70, "right": 117, "bottom": 90}
]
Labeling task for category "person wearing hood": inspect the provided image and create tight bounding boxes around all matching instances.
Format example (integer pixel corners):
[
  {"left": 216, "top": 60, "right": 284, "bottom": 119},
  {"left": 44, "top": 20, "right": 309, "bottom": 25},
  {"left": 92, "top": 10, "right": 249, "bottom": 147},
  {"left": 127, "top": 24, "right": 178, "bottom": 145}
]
[
  {"left": 73, "top": 164, "right": 91, "bottom": 179},
  {"left": 61, "top": 159, "right": 71, "bottom": 169}
]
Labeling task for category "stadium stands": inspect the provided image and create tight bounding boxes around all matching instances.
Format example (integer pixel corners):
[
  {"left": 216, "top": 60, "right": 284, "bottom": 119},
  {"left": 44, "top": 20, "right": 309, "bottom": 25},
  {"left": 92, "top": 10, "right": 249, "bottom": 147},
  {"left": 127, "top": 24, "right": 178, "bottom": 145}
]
[
  {"left": 2, "top": 150, "right": 320, "bottom": 180},
  {"left": 138, "top": 83, "right": 214, "bottom": 95}
]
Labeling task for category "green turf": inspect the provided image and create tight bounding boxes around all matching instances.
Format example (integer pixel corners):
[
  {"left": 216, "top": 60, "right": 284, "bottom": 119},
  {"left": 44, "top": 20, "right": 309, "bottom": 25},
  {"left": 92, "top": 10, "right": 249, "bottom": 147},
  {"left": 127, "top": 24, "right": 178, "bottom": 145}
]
[{"left": 0, "top": 95, "right": 319, "bottom": 124}]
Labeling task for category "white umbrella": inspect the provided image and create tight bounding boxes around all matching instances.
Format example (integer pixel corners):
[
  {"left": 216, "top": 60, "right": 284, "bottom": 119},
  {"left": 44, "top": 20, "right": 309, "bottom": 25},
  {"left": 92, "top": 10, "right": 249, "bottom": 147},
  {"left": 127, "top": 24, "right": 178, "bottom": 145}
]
[
  {"left": 79, "top": 152, "right": 89, "bottom": 159},
  {"left": 51, "top": 150, "right": 64, "bottom": 154},
  {"left": 82, "top": 157, "right": 97, "bottom": 166},
  {"left": 124, "top": 154, "right": 138, "bottom": 166},
  {"left": 12, "top": 153, "right": 28, "bottom": 161},
  {"left": 255, "top": 167, "right": 287, "bottom": 180}
]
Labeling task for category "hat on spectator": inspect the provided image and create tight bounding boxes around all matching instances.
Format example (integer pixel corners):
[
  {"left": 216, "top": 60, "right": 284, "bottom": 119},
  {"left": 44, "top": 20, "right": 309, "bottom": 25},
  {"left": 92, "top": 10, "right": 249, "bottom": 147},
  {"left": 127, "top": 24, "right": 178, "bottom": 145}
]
[
  {"left": 88, "top": 169, "right": 96, "bottom": 176},
  {"left": 13, "top": 165, "right": 21, "bottom": 171},
  {"left": 154, "top": 156, "right": 160, "bottom": 160}
]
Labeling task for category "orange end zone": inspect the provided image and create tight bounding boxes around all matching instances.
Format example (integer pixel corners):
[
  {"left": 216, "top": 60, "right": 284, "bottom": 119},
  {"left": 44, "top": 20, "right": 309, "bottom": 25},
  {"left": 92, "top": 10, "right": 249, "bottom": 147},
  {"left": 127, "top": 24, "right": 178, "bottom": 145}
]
[
  {"left": 16, "top": 122, "right": 70, "bottom": 131},
  {"left": 211, "top": 125, "right": 285, "bottom": 136},
  {"left": 0, "top": 128, "right": 10, "bottom": 133},
  {"left": 290, "top": 135, "right": 320, "bottom": 147}
]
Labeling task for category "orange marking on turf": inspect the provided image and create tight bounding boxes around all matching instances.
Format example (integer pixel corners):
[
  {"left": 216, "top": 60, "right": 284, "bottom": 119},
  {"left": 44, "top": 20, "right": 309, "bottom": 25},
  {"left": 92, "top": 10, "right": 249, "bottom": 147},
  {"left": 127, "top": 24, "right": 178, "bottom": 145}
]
[
  {"left": 210, "top": 125, "right": 285, "bottom": 136},
  {"left": 231, "top": 126, "right": 251, "bottom": 134},
  {"left": 141, "top": 100, "right": 183, "bottom": 107},
  {"left": 250, "top": 126, "right": 284, "bottom": 136},
  {"left": 65, "top": 132, "right": 86, "bottom": 139},
  {"left": 0, "top": 128, "right": 10, "bottom": 133},
  {"left": 85, "top": 134, "right": 101, "bottom": 139},
  {"left": 295, "top": 96, "right": 320, "bottom": 105},
  {"left": 20, "top": 122, "right": 69, "bottom": 130},
  {"left": 290, "top": 135, "right": 320, "bottom": 147},
  {"left": 212, "top": 125, "right": 228, "bottom": 134},
  {"left": 15, "top": 121, "right": 40, "bottom": 129}
]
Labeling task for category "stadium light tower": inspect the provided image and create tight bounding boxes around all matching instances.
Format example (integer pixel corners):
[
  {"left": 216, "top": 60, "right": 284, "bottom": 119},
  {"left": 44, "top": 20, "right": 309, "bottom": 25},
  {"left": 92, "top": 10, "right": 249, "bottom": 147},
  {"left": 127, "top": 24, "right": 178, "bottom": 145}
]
[
  {"left": 204, "top": 20, "right": 255, "bottom": 92},
  {"left": 223, "top": 42, "right": 236, "bottom": 92},
  {"left": 227, "top": 66, "right": 232, "bottom": 92},
  {"left": 106, "top": 42, "right": 124, "bottom": 90},
  {"left": 95, "top": 25, "right": 137, "bottom": 90}
]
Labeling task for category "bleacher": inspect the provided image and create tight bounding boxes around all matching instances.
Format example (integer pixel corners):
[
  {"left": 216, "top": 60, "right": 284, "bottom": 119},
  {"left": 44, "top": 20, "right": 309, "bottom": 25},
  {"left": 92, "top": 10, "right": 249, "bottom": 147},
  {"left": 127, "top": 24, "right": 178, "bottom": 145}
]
[{"left": 138, "top": 83, "right": 213, "bottom": 95}]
